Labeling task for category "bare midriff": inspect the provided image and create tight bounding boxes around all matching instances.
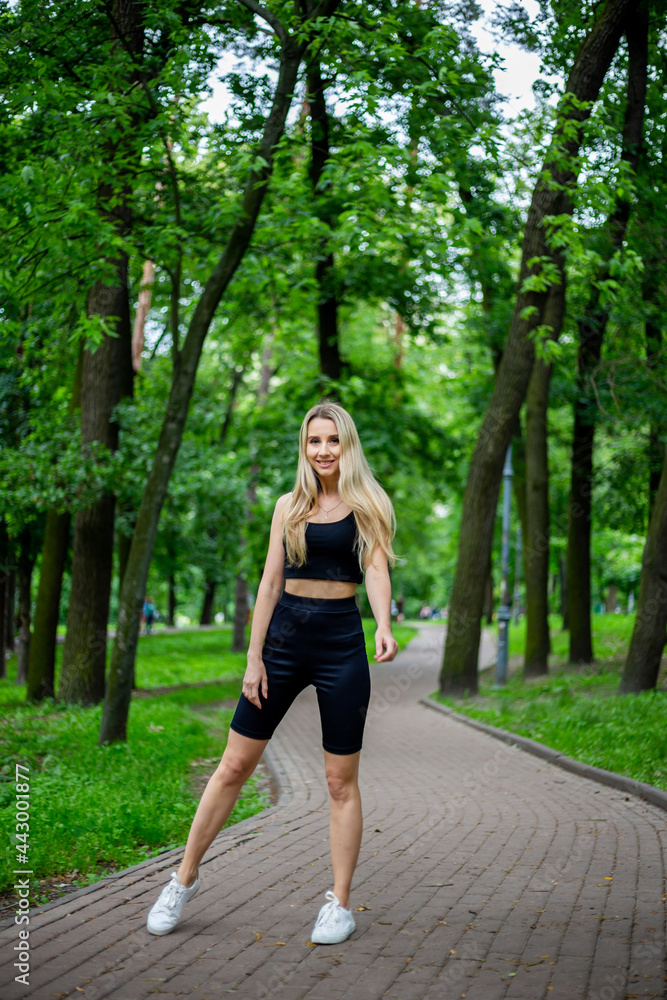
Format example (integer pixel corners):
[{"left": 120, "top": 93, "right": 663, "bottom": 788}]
[{"left": 283, "top": 579, "right": 357, "bottom": 599}]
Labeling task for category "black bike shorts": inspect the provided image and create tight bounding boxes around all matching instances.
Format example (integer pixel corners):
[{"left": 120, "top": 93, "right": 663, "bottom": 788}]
[{"left": 230, "top": 592, "right": 370, "bottom": 755}]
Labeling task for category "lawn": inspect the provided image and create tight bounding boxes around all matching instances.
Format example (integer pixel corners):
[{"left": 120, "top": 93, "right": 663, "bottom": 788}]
[
  {"left": 437, "top": 613, "right": 667, "bottom": 791},
  {"left": 1, "top": 619, "right": 417, "bottom": 902}
]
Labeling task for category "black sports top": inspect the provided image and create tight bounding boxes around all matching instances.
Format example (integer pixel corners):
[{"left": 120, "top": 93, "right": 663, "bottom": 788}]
[{"left": 283, "top": 511, "right": 363, "bottom": 584}]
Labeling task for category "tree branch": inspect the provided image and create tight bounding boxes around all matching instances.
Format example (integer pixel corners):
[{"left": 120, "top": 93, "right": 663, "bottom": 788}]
[
  {"left": 309, "top": 0, "right": 346, "bottom": 21},
  {"left": 235, "top": 0, "right": 288, "bottom": 46}
]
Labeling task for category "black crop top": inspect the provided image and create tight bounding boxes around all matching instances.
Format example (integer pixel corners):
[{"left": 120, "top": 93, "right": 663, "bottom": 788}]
[{"left": 283, "top": 511, "right": 363, "bottom": 584}]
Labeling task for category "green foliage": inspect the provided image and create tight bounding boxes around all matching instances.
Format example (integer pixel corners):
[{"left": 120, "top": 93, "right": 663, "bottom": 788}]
[{"left": 3, "top": 0, "right": 666, "bottom": 699}]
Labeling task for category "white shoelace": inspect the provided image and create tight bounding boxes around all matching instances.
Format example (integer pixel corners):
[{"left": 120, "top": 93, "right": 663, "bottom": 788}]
[
  {"left": 159, "top": 876, "right": 183, "bottom": 912},
  {"left": 316, "top": 891, "right": 343, "bottom": 928}
]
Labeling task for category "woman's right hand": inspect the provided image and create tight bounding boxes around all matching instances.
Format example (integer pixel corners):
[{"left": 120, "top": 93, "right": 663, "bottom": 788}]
[{"left": 243, "top": 652, "right": 268, "bottom": 709}]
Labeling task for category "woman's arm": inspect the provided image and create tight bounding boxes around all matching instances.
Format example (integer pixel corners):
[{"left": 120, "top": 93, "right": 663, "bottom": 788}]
[
  {"left": 242, "top": 494, "right": 290, "bottom": 708},
  {"left": 365, "top": 548, "right": 399, "bottom": 663}
]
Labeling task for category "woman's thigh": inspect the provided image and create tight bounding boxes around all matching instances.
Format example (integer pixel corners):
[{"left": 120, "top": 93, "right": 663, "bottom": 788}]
[
  {"left": 314, "top": 633, "right": 370, "bottom": 756},
  {"left": 218, "top": 729, "right": 270, "bottom": 780},
  {"left": 229, "top": 606, "right": 310, "bottom": 742}
]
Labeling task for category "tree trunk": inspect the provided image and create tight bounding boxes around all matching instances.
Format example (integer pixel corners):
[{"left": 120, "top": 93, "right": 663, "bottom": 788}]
[
  {"left": 483, "top": 573, "right": 494, "bottom": 626},
  {"left": 523, "top": 271, "right": 566, "bottom": 677},
  {"left": 99, "top": 3, "right": 345, "bottom": 744},
  {"left": 5, "top": 570, "right": 15, "bottom": 653},
  {"left": 560, "top": 554, "right": 568, "bottom": 629},
  {"left": 512, "top": 429, "right": 527, "bottom": 562},
  {"left": 59, "top": 266, "right": 131, "bottom": 705},
  {"left": 566, "top": 400, "right": 596, "bottom": 662},
  {"left": 59, "top": 0, "right": 141, "bottom": 707},
  {"left": 605, "top": 583, "right": 618, "bottom": 613},
  {"left": 232, "top": 574, "right": 248, "bottom": 653},
  {"left": 28, "top": 347, "right": 82, "bottom": 701},
  {"left": 233, "top": 337, "right": 275, "bottom": 652},
  {"left": 132, "top": 259, "right": 155, "bottom": 372},
  {"left": 524, "top": 359, "right": 553, "bottom": 679},
  {"left": 307, "top": 58, "right": 342, "bottom": 381},
  {"left": 197, "top": 365, "right": 245, "bottom": 631},
  {"left": 566, "top": 10, "right": 647, "bottom": 665},
  {"left": 220, "top": 366, "right": 245, "bottom": 446},
  {"left": 16, "top": 529, "right": 36, "bottom": 685},
  {"left": 439, "top": 0, "right": 635, "bottom": 696},
  {"left": 167, "top": 573, "right": 176, "bottom": 627},
  {"left": 620, "top": 444, "right": 667, "bottom": 692},
  {"left": 117, "top": 529, "right": 132, "bottom": 600},
  {"left": 28, "top": 510, "right": 70, "bottom": 700},
  {"left": 645, "top": 296, "right": 665, "bottom": 523},
  {"left": 200, "top": 580, "right": 216, "bottom": 626}
]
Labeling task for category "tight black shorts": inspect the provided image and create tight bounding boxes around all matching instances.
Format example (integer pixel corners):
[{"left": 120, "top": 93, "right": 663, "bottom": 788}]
[{"left": 230, "top": 592, "right": 370, "bottom": 755}]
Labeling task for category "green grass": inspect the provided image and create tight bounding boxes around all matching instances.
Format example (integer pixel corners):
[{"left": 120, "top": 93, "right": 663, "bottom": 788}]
[
  {"left": 131, "top": 627, "right": 245, "bottom": 689},
  {"left": 1, "top": 619, "right": 417, "bottom": 899},
  {"left": 438, "top": 613, "right": 667, "bottom": 792},
  {"left": 505, "top": 613, "right": 638, "bottom": 662}
]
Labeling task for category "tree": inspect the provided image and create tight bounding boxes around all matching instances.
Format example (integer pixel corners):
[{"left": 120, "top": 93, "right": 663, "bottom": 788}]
[
  {"left": 99, "top": 0, "right": 344, "bottom": 744},
  {"left": 566, "top": 8, "right": 648, "bottom": 664},
  {"left": 523, "top": 272, "right": 566, "bottom": 676},
  {"left": 439, "top": 0, "right": 638, "bottom": 697}
]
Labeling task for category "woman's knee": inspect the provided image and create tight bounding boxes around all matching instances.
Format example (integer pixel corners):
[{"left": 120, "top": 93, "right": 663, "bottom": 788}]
[
  {"left": 213, "top": 752, "right": 255, "bottom": 789},
  {"left": 326, "top": 767, "right": 359, "bottom": 804}
]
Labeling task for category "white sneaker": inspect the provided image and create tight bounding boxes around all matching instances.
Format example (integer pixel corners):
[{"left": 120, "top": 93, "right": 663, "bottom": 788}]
[
  {"left": 146, "top": 872, "right": 200, "bottom": 935},
  {"left": 310, "top": 890, "right": 356, "bottom": 944}
]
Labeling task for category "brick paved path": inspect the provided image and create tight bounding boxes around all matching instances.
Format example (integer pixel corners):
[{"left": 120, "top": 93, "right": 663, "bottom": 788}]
[{"left": 2, "top": 625, "right": 665, "bottom": 1000}]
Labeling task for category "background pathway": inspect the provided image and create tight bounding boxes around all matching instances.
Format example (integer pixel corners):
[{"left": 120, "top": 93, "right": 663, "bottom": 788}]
[{"left": 1, "top": 625, "right": 664, "bottom": 1000}]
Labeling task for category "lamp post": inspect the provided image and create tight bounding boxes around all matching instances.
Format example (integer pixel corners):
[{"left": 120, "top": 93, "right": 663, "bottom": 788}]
[{"left": 495, "top": 445, "right": 513, "bottom": 686}]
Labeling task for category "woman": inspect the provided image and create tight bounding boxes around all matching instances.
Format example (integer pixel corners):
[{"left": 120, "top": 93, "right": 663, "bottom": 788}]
[{"left": 147, "top": 401, "right": 398, "bottom": 944}]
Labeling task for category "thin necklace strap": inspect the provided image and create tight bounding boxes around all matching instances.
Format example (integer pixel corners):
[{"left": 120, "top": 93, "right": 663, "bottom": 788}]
[{"left": 317, "top": 496, "right": 345, "bottom": 519}]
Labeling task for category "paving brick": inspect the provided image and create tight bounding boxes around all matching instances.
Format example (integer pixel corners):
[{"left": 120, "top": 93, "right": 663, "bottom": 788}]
[
  {"left": 545, "top": 955, "right": 590, "bottom": 995},
  {"left": 453, "top": 968, "right": 508, "bottom": 1000}
]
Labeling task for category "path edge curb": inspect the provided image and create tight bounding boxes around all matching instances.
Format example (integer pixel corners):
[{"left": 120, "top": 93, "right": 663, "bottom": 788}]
[{"left": 419, "top": 695, "right": 667, "bottom": 813}]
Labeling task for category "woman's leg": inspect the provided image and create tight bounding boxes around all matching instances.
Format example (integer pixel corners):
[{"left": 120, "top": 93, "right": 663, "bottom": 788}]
[
  {"left": 176, "top": 730, "right": 268, "bottom": 886},
  {"left": 324, "top": 750, "right": 362, "bottom": 909}
]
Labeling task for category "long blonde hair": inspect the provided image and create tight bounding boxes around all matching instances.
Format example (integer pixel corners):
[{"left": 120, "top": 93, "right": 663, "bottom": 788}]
[{"left": 283, "top": 401, "right": 396, "bottom": 573}]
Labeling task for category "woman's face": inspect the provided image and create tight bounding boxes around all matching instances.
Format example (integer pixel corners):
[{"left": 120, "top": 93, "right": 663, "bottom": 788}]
[{"left": 306, "top": 417, "right": 341, "bottom": 484}]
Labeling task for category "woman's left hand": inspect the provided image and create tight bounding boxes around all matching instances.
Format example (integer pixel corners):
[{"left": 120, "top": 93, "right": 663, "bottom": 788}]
[{"left": 374, "top": 629, "right": 398, "bottom": 662}]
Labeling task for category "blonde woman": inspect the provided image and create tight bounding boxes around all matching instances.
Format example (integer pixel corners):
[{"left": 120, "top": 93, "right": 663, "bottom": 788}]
[{"left": 147, "top": 401, "right": 398, "bottom": 944}]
